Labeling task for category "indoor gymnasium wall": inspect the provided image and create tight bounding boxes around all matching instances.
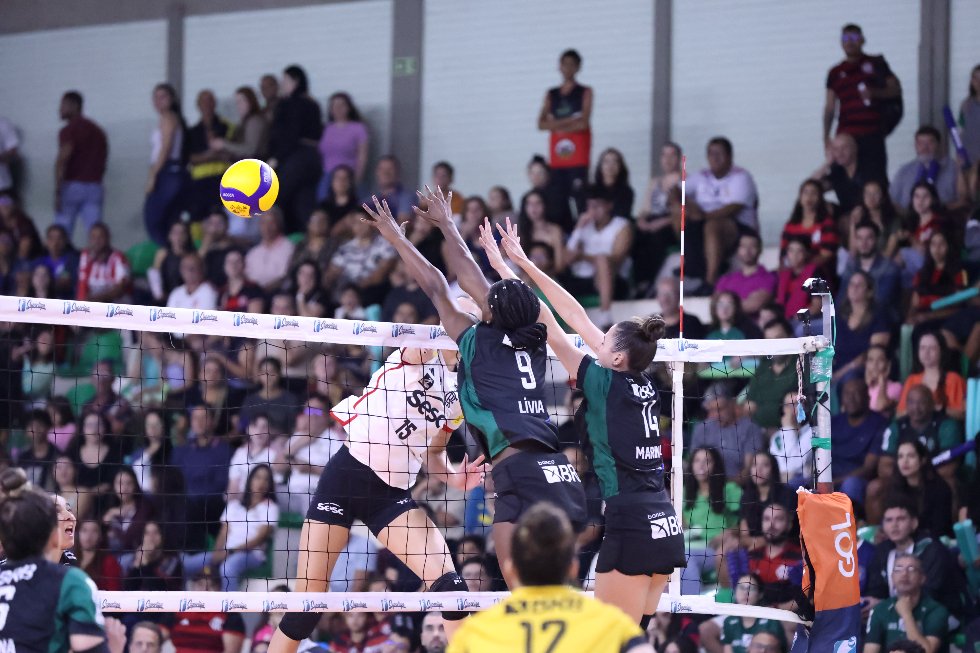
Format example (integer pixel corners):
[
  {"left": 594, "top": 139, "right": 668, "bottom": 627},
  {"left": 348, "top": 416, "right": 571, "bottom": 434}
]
[
  {"left": 0, "top": 21, "right": 167, "bottom": 246},
  {"left": 950, "top": 0, "right": 980, "bottom": 112},
  {"left": 419, "top": 0, "right": 655, "bottom": 211},
  {"left": 672, "top": 1, "right": 921, "bottom": 246}
]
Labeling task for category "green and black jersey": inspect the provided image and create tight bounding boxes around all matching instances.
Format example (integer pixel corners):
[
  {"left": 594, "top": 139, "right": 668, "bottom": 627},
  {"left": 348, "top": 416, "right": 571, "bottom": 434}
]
[
  {"left": 576, "top": 355, "right": 666, "bottom": 499},
  {"left": 457, "top": 323, "right": 559, "bottom": 458},
  {"left": 0, "top": 556, "right": 106, "bottom": 653}
]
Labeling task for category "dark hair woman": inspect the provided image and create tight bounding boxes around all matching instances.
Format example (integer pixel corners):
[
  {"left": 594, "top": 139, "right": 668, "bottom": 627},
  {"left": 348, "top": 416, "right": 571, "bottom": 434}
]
[
  {"left": 267, "top": 64, "right": 324, "bottom": 233},
  {"left": 143, "top": 82, "right": 190, "bottom": 246},
  {"left": 593, "top": 147, "right": 635, "bottom": 218},
  {"left": 885, "top": 438, "right": 954, "bottom": 538}
]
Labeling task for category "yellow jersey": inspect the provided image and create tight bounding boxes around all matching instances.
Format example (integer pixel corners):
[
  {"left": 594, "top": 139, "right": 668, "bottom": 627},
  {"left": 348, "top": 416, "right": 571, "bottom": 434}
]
[{"left": 447, "top": 585, "right": 646, "bottom": 653}]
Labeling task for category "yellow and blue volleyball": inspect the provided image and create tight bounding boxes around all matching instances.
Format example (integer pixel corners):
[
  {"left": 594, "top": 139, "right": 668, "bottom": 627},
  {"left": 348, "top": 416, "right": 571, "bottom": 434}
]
[{"left": 218, "top": 158, "right": 279, "bottom": 218}]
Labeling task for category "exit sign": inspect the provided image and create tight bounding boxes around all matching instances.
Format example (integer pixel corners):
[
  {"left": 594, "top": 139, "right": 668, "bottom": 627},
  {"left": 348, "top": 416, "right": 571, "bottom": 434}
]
[{"left": 393, "top": 56, "right": 418, "bottom": 77}]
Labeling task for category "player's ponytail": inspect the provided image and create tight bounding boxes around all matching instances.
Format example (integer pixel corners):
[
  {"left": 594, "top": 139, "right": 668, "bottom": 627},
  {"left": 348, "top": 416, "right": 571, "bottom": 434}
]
[
  {"left": 0, "top": 468, "right": 58, "bottom": 561},
  {"left": 614, "top": 314, "right": 666, "bottom": 373},
  {"left": 487, "top": 279, "right": 547, "bottom": 350}
]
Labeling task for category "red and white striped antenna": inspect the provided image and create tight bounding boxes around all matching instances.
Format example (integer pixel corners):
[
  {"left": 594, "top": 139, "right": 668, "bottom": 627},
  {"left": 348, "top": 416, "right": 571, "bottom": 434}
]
[{"left": 678, "top": 155, "right": 686, "bottom": 340}]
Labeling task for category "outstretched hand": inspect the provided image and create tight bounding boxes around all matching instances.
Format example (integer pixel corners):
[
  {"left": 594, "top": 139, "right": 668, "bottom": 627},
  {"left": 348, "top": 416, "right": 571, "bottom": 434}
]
[
  {"left": 361, "top": 196, "right": 407, "bottom": 241},
  {"left": 413, "top": 185, "right": 454, "bottom": 230},
  {"left": 448, "top": 453, "right": 489, "bottom": 492},
  {"left": 478, "top": 218, "right": 509, "bottom": 275},
  {"left": 496, "top": 217, "right": 532, "bottom": 268}
]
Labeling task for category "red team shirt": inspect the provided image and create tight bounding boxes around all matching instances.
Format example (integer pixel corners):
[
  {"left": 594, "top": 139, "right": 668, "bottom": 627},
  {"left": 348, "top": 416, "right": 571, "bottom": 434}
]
[
  {"left": 76, "top": 249, "right": 130, "bottom": 300},
  {"left": 826, "top": 55, "right": 891, "bottom": 137}
]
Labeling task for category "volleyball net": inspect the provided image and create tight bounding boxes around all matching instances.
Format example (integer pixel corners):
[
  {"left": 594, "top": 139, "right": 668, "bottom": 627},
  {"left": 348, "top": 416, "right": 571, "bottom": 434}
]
[{"left": 0, "top": 294, "right": 830, "bottom": 624}]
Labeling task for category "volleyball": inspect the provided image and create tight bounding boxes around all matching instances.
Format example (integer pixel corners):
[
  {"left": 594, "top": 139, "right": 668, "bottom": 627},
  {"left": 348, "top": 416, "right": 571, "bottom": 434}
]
[{"left": 218, "top": 158, "right": 279, "bottom": 218}]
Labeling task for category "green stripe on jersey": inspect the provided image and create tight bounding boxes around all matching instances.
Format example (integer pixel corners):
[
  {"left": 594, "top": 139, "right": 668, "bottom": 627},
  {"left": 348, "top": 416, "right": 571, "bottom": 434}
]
[
  {"left": 52, "top": 567, "right": 103, "bottom": 653},
  {"left": 458, "top": 326, "right": 508, "bottom": 457},
  {"left": 581, "top": 360, "right": 619, "bottom": 497}
]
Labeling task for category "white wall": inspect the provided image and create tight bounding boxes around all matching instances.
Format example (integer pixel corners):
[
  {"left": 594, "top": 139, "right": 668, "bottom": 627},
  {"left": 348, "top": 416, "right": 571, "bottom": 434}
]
[
  {"left": 672, "top": 1, "right": 921, "bottom": 245},
  {"left": 183, "top": 1, "right": 393, "bottom": 178},
  {"left": 421, "top": 0, "right": 654, "bottom": 212},
  {"left": 0, "top": 21, "right": 167, "bottom": 247},
  {"left": 950, "top": 0, "right": 980, "bottom": 112}
]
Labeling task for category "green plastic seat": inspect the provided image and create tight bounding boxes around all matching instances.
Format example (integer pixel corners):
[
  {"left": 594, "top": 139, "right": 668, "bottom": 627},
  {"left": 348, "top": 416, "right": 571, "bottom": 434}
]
[
  {"left": 126, "top": 240, "right": 159, "bottom": 279},
  {"left": 66, "top": 383, "right": 96, "bottom": 416}
]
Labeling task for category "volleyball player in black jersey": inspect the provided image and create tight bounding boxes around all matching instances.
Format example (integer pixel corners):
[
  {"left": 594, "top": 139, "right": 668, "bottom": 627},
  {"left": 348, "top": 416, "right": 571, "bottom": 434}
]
[
  {"left": 362, "top": 191, "right": 586, "bottom": 588},
  {"left": 0, "top": 468, "right": 124, "bottom": 653},
  {"left": 480, "top": 217, "right": 686, "bottom": 625},
  {"left": 0, "top": 479, "right": 76, "bottom": 567}
]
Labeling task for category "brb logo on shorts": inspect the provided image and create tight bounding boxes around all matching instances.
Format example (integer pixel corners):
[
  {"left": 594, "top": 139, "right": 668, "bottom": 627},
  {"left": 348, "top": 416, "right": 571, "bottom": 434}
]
[
  {"left": 649, "top": 514, "right": 682, "bottom": 540},
  {"left": 537, "top": 460, "right": 581, "bottom": 484}
]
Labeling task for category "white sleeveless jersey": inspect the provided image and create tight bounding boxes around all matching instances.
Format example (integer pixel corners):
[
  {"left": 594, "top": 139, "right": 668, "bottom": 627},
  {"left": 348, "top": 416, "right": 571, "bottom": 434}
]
[{"left": 331, "top": 349, "right": 464, "bottom": 489}]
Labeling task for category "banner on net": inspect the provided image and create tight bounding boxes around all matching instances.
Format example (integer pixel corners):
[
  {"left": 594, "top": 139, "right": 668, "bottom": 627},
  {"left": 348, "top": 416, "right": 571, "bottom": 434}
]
[{"left": 1, "top": 295, "right": 826, "bottom": 363}]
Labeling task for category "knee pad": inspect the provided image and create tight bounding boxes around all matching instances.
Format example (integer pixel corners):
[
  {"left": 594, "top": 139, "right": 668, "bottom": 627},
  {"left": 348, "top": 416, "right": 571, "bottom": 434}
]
[
  {"left": 429, "top": 571, "right": 470, "bottom": 621},
  {"left": 278, "top": 611, "right": 322, "bottom": 642}
]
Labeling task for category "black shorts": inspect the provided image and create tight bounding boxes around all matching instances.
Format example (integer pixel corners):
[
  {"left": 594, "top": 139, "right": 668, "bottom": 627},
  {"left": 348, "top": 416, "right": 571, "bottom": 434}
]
[
  {"left": 491, "top": 451, "right": 587, "bottom": 532},
  {"left": 595, "top": 492, "right": 687, "bottom": 576},
  {"left": 305, "top": 445, "right": 419, "bottom": 534}
]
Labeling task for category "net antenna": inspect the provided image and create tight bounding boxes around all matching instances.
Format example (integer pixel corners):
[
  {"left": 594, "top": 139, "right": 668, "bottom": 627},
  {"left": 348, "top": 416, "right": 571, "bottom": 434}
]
[{"left": 802, "top": 277, "right": 835, "bottom": 494}]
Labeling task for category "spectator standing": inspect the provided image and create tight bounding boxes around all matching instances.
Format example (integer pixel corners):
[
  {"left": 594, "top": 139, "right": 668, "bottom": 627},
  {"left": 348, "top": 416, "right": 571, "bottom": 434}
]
[
  {"left": 593, "top": 147, "right": 635, "bottom": 218},
  {"left": 75, "top": 222, "right": 130, "bottom": 302},
  {"left": 267, "top": 65, "right": 323, "bottom": 233},
  {"left": 210, "top": 86, "right": 268, "bottom": 163},
  {"left": 54, "top": 91, "right": 108, "bottom": 240},
  {"left": 537, "top": 49, "right": 593, "bottom": 211},
  {"left": 563, "top": 185, "right": 633, "bottom": 327},
  {"left": 890, "top": 126, "right": 958, "bottom": 208},
  {"left": 317, "top": 92, "right": 369, "bottom": 198},
  {"left": 960, "top": 65, "right": 980, "bottom": 164},
  {"left": 865, "top": 554, "right": 948, "bottom": 653},
  {"left": 0, "top": 114, "right": 19, "bottom": 198},
  {"left": 686, "top": 137, "right": 759, "bottom": 287},
  {"left": 823, "top": 24, "right": 900, "bottom": 184},
  {"left": 185, "top": 89, "right": 232, "bottom": 220},
  {"left": 144, "top": 83, "right": 189, "bottom": 246},
  {"left": 245, "top": 207, "right": 295, "bottom": 294}
]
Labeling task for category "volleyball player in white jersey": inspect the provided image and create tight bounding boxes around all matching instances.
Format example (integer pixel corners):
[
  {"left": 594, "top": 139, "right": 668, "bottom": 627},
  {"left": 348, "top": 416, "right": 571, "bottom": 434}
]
[{"left": 271, "top": 332, "right": 487, "bottom": 652}]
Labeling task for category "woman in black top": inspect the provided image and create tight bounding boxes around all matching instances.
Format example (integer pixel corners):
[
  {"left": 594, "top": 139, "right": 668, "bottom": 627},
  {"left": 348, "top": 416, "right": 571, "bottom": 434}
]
[
  {"left": 593, "top": 147, "right": 635, "bottom": 218},
  {"left": 886, "top": 438, "right": 954, "bottom": 538},
  {"left": 267, "top": 65, "right": 324, "bottom": 233},
  {"left": 738, "top": 451, "right": 797, "bottom": 550}
]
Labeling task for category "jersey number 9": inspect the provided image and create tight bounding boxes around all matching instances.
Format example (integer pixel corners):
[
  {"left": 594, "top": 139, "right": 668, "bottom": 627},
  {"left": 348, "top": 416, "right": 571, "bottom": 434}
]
[{"left": 515, "top": 351, "right": 537, "bottom": 390}]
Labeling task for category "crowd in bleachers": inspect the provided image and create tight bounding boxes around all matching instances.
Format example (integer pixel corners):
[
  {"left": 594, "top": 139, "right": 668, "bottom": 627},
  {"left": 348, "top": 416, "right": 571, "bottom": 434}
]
[{"left": 1, "top": 22, "right": 980, "bottom": 653}]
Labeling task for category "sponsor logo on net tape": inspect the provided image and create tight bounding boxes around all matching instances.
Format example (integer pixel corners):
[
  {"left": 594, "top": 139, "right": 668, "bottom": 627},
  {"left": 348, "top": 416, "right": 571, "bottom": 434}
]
[
  {"left": 274, "top": 317, "right": 300, "bottom": 330},
  {"left": 381, "top": 599, "right": 407, "bottom": 612},
  {"left": 17, "top": 298, "right": 46, "bottom": 312},
  {"left": 137, "top": 599, "right": 165, "bottom": 612},
  {"left": 342, "top": 600, "right": 368, "bottom": 612},
  {"left": 149, "top": 308, "right": 176, "bottom": 321},
  {"left": 62, "top": 301, "right": 90, "bottom": 315},
  {"left": 106, "top": 304, "right": 134, "bottom": 318},
  {"left": 313, "top": 318, "right": 338, "bottom": 332},
  {"left": 392, "top": 324, "right": 416, "bottom": 338},
  {"left": 179, "top": 599, "right": 206, "bottom": 611},
  {"left": 192, "top": 310, "right": 218, "bottom": 324},
  {"left": 303, "top": 600, "right": 330, "bottom": 613},
  {"left": 419, "top": 599, "right": 445, "bottom": 611},
  {"left": 429, "top": 326, "right": 447, "bottom": 340},
  {"left": 233, "top": 313, "right": 259, "bottom": 327},
  {"left": 353, "top": 322, "right": 378, "bottom": 335},
  {"left": 263, "top": 600, "right": 289, "bottom": 612},
  {"left": 221, "top": 600, "right": 248, "bottom": 612},
  {"left": 100, "top": 599, "right": 122, "bottom": 611}
]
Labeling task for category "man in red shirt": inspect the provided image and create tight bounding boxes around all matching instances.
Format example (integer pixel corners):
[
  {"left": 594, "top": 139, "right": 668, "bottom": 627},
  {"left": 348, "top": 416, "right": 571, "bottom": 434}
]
[
  {"left": 823, "top": 24, "right": 901, "bottom": 186},
  {"left": 748, "top": 503, "right": 802, "bottom": 608},
  {"left": 54, "top": 91, "right": 108, "bottom": 241},
  {"left": 76, "top": 222, "right": 130, "bottom": 302}
]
